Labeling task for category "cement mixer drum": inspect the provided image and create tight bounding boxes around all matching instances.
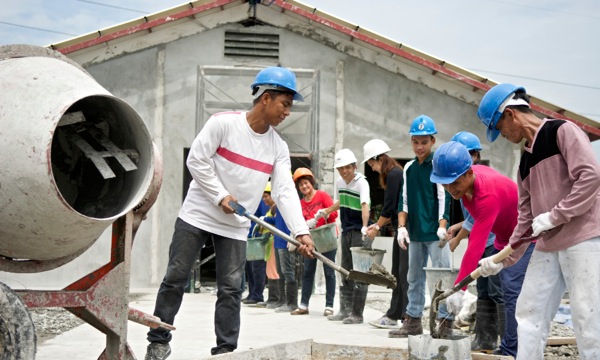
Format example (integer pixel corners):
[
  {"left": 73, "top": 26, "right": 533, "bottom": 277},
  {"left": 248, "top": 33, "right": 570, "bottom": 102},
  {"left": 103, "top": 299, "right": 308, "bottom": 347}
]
[{"left": 0, "top": 45, "right": 155, "bottom": 263}]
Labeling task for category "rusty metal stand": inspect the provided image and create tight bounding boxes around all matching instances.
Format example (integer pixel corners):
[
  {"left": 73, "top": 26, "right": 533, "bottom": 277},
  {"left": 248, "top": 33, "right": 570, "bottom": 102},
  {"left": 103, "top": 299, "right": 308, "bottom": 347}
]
[{"left": 16, "top": 211, "right": 168, "bottom": 360}]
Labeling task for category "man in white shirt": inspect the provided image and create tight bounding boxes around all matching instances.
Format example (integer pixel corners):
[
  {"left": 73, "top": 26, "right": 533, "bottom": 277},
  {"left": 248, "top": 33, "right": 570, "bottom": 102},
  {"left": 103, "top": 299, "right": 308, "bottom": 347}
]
[{"left": 145, "top": 67, "right": 315, "bottom": 359}]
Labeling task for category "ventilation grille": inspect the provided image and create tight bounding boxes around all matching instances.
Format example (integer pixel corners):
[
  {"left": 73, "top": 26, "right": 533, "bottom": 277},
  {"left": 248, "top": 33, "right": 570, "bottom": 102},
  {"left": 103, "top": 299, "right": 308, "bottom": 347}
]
[{"left": 224, "top": 31, "right": 279, "bottom": 58}]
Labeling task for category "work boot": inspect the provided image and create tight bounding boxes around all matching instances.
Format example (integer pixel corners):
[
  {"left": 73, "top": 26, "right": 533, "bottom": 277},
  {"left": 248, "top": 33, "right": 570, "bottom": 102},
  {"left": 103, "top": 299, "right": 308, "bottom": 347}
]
[
  {"left": 268, "top": 278, "right": 286, "bottom": 309},
  {"left": 328, "top": 286, "right": 352, "bottom": 321},
  {"left": 491, "top": 303, "right": 506, "bottom": 354},
  {"left": 257, "top": 279, "right": 280, "bottom": 308},
  {"left": 145, "top": 342, "right": 171, "bottom": 360},
  {"left": 471, "top": 299, "right": 499, "bottom": 351},
  {"left": 437, "top": 318, "right": 454, "bottom": 339},
  {"left": 275, "top": 281, "right": 298, "bottom": 313},
  {"left": 343, "top": 285, "right": 368, "bottom": 324},
  {"left": 388, "top": 315, "right": 423, "bottom": 338}
]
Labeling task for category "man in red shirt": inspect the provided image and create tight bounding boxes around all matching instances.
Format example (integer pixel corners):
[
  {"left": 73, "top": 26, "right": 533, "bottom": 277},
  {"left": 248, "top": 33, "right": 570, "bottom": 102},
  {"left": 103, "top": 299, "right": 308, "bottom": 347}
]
[{"left": 430, "top": 141, "right": 534, "bottom": 356}]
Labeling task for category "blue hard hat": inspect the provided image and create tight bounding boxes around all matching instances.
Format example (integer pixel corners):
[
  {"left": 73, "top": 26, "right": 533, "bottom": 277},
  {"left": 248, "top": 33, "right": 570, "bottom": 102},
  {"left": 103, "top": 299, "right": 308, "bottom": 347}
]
[
  {"left": 430, "top": 141, "right": 473, "bottom": 184},
  {"left": 477, "top": 83, "right": 526, "bottom": 142},
  {"left": 251, "top": 66, "right": 304, "bottom": 101},
  {"left": 450, "top": 131, "right": 482, "bottom": 151},
  {"left": 409, "top": 115, "right": 438, "bottom": 136}
]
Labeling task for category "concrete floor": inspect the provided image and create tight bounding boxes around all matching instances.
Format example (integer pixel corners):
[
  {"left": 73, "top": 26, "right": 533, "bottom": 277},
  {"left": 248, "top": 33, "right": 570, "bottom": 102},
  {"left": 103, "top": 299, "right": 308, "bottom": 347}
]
[{"left": 35, "top": 287, "right": 410, "bottom": 360}]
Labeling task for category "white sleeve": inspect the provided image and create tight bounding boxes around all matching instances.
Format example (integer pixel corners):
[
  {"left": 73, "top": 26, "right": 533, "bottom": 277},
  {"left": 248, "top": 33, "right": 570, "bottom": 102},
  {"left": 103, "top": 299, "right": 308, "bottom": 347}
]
[
  {"left": 186, "top": 116, "right": 229, "bottom": 206},
  {"left": 437, "top": 183, "right": 446, "bottom": 221},
  {"left": 271, "top": 143, "right": 310, "bottom": 237}
]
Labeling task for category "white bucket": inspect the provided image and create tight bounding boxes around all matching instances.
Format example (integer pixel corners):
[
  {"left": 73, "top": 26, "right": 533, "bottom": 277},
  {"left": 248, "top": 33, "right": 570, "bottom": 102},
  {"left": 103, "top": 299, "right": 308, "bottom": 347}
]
[
  {"left": 423, "top": 267, "right": 459, "bottom": 300},
  {"left": 350, "top": 247, "right": 386, "bottom": 272},
  {"left": 408, "top": 334, "right": 471, "bottom": 360}
]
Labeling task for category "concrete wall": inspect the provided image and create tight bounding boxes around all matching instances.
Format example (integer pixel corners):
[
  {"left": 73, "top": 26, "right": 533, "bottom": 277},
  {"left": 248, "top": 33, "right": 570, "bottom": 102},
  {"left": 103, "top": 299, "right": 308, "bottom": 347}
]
[{"left": 1, "top": 21, "right": 519, "bottom": 289}]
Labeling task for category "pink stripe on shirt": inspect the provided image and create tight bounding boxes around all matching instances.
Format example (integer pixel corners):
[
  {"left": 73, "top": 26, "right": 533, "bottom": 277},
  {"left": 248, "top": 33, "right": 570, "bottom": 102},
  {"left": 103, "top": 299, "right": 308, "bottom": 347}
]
[{"left": 216, "top": 146, "right": 273, "bottom": 174}]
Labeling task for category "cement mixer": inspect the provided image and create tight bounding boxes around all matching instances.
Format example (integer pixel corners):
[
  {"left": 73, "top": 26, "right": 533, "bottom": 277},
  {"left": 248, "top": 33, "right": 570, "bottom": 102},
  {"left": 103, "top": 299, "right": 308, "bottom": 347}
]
[{"left": 0, "top": 45, "right": 168, "bottom": 359}]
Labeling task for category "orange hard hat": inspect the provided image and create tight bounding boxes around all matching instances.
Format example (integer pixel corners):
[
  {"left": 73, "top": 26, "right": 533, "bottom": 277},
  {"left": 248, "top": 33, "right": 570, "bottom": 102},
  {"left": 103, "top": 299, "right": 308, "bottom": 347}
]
[{"left": 293, "top": 167, "right": 314, "bottom": 183}]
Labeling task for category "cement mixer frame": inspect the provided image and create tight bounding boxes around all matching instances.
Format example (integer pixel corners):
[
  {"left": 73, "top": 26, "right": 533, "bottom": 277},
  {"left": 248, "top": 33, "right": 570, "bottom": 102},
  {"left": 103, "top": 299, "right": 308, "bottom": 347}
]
[{"left": 0, "top": 44, "right": 171, "bottom": 359}]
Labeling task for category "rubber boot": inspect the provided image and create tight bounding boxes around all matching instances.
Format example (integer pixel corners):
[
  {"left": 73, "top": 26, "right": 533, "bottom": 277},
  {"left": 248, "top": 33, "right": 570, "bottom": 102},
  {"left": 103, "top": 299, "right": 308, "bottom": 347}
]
[
  {"left": 388, "top": 315, "right": 423, "bottom": 338},
  {"left": 267, "top": 278, "right": 286, "bottom": 309},
  {"left": 275, "top": 281, "right": 298, "bottom": 313},
  {"left": 343, "top": 285, "right": 368, "bottom": 324},
  {"left": 328, "top": 286, "right": 352, "bottom": 321},
  {"left": 492, "top": 303, "right": 506, "bottom": 355},
  {"left": 471, "top": 299, "right": 498, "bottom": 351},
  {"left": 257, "top": 279, "right": 279, "bottom": 308}
]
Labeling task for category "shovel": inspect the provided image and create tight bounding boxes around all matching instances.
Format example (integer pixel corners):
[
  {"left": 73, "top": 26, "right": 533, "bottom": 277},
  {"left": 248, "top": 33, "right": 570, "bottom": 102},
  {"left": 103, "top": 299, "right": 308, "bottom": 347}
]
[
  {"left": 229, "top": 201, "right": 397, "bottom": 289},
  {"left": 429, "top": 226, "right": 544, "bottom": 338}
]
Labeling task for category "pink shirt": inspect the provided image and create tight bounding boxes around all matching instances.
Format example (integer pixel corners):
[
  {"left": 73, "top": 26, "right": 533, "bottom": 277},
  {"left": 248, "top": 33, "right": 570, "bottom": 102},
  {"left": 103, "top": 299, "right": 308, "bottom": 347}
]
[{"left": 456, "top": 165, "right": 519, "bottom": 284}]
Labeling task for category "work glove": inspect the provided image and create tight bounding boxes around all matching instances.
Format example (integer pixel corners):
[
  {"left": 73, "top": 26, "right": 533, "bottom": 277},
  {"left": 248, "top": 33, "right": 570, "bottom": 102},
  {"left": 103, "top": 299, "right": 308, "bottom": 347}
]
[
  {"left": 397, "top": 227, "right": 410, "bottom": 250},
  {"left": 436, "top": 227, "right": 447, "bottom": 241},
  {"left": 446, "top": 290, "right": 465, "bottom": 316},
  {"left": 287, "top": 242, "right": 297, "bottom": 252},
  {"left": 532, "top": 212, "right": 554, "bottom": 237},
  {"left": 315, "top": 209, "right": 327, "bottom": 220},
  {"left": 361, "top": 226, "right": 369, "bottom": 236},
  {"left": 306, "top": 218, "right": 317, "bottom": 229},
  {"left": 478, "top": 256, "right": 504, "bottom": 277}
]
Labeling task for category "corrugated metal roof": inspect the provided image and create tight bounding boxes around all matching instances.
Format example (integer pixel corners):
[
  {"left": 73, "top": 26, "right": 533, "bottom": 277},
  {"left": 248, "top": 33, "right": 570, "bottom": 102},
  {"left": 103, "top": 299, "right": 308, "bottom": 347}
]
[{"left": 47, "top": 0, "right": 600, "bottom": 139}]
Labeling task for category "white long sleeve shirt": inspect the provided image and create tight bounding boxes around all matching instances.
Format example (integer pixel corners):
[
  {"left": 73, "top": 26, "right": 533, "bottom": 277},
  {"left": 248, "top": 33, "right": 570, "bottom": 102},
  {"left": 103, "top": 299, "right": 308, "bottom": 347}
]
[{"left": 179, "top": 111, "right": 309, "bottom": 241}]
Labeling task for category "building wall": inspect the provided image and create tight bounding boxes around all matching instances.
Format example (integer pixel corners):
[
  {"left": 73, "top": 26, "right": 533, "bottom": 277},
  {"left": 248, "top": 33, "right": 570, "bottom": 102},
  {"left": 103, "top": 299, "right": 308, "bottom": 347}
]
[{"left": 1, "top": 22, "right": 520, "bottom": 289}]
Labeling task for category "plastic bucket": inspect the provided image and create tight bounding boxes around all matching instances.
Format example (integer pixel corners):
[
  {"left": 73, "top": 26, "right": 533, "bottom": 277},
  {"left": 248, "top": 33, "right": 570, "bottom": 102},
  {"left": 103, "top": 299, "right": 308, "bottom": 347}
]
[
  {"left": 423, "top": 267, "right": 459, "bottom": 300},
  {"left": 350, "top": 247, "right": 386, "bottom": 272},
  {"left": 246, "top": 237, "right": 266, "bottom": 261},
  {"left": 309, "top": 223, "right": 338, "bottom": 253}
]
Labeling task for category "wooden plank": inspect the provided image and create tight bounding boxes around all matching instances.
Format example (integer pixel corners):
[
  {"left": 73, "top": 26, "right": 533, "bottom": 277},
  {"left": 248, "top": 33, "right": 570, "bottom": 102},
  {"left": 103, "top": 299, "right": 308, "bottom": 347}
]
[
  {"left": 547, "top": 337, "right": 577, "bottom": 346},
  {"left": 471, "top": 353, "right": 514, "bottom": 360}
]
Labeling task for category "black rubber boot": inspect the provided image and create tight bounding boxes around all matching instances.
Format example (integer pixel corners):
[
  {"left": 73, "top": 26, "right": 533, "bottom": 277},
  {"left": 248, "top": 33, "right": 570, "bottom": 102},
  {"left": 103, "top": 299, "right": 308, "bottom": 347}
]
[
  {"left": 267, "top": 278, "right": 286, "bottom": 309},
  {"left": 471, "top": 299, "right": 498, "bottom": 351},
  {"left": 275, "top": 281, "right": 298, "bottom": 313},
  {"left": 342, "top": 284, "right": 368, "bottom": 324},
  {"left": 257, "top": 279, "right": 279, "bottom": 308},
  {"left": 328, "top": 286, "right": 352, "bottom": 321},
  {"left": 496, "top": 303, "right": 506, "bottom": 340}
]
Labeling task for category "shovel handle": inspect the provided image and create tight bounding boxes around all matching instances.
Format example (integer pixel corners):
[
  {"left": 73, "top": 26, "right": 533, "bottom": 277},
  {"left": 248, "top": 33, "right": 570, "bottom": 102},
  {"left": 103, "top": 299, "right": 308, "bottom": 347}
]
[{"left": 229, "top": 201, "right": 351, "bottom": 277}]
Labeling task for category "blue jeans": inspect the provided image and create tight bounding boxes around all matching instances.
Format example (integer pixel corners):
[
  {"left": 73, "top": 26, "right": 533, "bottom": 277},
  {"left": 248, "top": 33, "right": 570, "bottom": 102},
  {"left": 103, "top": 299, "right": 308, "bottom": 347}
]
[
  {"left": 300, "top": 249, "right": 336, "bottom": 308},
  {"left": 147, "top": 218, "right": 246, "bottom": 353},
  {"left": 277, "top": 248, "right": 296, "bottom": 282},
  {"left": 246, "top": 260, "right": 266, "bottom": 302},
  {"left": 498, "top": 242, "right": 534, "bottom": 358},
  {"left": 406, "top": 240, "right": 451, "bottom": 319}
]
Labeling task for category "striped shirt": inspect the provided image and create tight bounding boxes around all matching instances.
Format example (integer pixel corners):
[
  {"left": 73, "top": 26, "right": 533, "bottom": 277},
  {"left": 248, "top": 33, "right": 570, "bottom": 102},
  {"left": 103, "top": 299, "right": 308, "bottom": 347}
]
[{"left": 334, "top": 172, "right": 370, "bottom": 232}]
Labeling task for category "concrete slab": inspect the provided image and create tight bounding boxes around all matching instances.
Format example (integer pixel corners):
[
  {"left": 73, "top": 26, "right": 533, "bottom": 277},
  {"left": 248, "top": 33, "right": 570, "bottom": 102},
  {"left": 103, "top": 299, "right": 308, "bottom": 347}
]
[{"left": 35, "top": 288, "right": 409, "bottom": 359}]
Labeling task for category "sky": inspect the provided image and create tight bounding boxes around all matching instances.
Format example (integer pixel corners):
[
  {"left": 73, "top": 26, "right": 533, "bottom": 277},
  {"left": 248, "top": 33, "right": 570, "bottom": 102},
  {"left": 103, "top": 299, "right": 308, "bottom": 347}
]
[{"left": 1, "top": 0, "right": 599, "bottom": 124}]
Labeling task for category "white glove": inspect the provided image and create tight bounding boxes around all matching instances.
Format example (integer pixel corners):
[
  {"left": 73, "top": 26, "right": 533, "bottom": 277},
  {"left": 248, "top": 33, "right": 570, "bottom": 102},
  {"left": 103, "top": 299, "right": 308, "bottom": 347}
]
[
  {"left": 446, "top": 290, "right": 465, "bottom": 316},
  {"left": 437, "top": 227, "right": 447, "bottom": 241},
  {"left": 361, "top": 226, "right": 368, "bottom": 236},
  {"left": 315, "top": 209, "right": 327, "bottom": 220},
  {"left": 287, "top": 242, "right": 297, "bottom": 252},
  {"left": 532, "top": 212, "right": 554, "bottom": 236},
  {"left": 306, "top": 218, "right": 317, "bottom": 229},
  {"left": 478, "top": 256, "right": 504, "bottom": 277},
  {"left": 397, "top": 227, "right": 410, "bottom": 249},
  {"left": 259, "top": 216, "right": 265, "bottom": 221}
]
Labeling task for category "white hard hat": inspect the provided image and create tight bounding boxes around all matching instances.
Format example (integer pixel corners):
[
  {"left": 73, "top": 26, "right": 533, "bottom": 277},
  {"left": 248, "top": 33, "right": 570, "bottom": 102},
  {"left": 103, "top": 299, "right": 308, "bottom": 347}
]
[
  {"left": 361, "top": 139, "right": 391, "bottom": 164},
  {"left": 333, "top": 149, "right": 357, "bottom": 168}
]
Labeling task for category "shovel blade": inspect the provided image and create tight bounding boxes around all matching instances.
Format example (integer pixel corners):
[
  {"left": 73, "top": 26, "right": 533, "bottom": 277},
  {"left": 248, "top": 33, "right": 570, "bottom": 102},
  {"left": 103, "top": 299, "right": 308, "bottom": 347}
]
[
  {"left": 347, "top": 270, "right": 397, "bottom": 289},
  {"left": 429, "top": 280, "right": 445, "bottom": 338}
]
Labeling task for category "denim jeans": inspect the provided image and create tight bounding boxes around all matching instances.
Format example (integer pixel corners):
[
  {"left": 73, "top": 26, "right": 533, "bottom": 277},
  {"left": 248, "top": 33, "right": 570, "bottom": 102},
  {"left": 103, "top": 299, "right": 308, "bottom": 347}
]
[
  {"left": 277, "top": 248, "right": 297, "bottom": 282},
  {"left": 300, "top": 249, "right": 336, "bottom": 308},
  {"left": 476, "top": 245, "right": 503, "bottom": 304},
  {"left": 498, "top": 242, "right": 534, "bottom": 358},
  {"left": 406, "top": 240, "right": 451, "bottom": 318},
  {"left": 147, "top": 218, "right": 246, "bottom": 353},
  {"left": 246, "top": 260, "right": 266, "bottom": 302}
]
